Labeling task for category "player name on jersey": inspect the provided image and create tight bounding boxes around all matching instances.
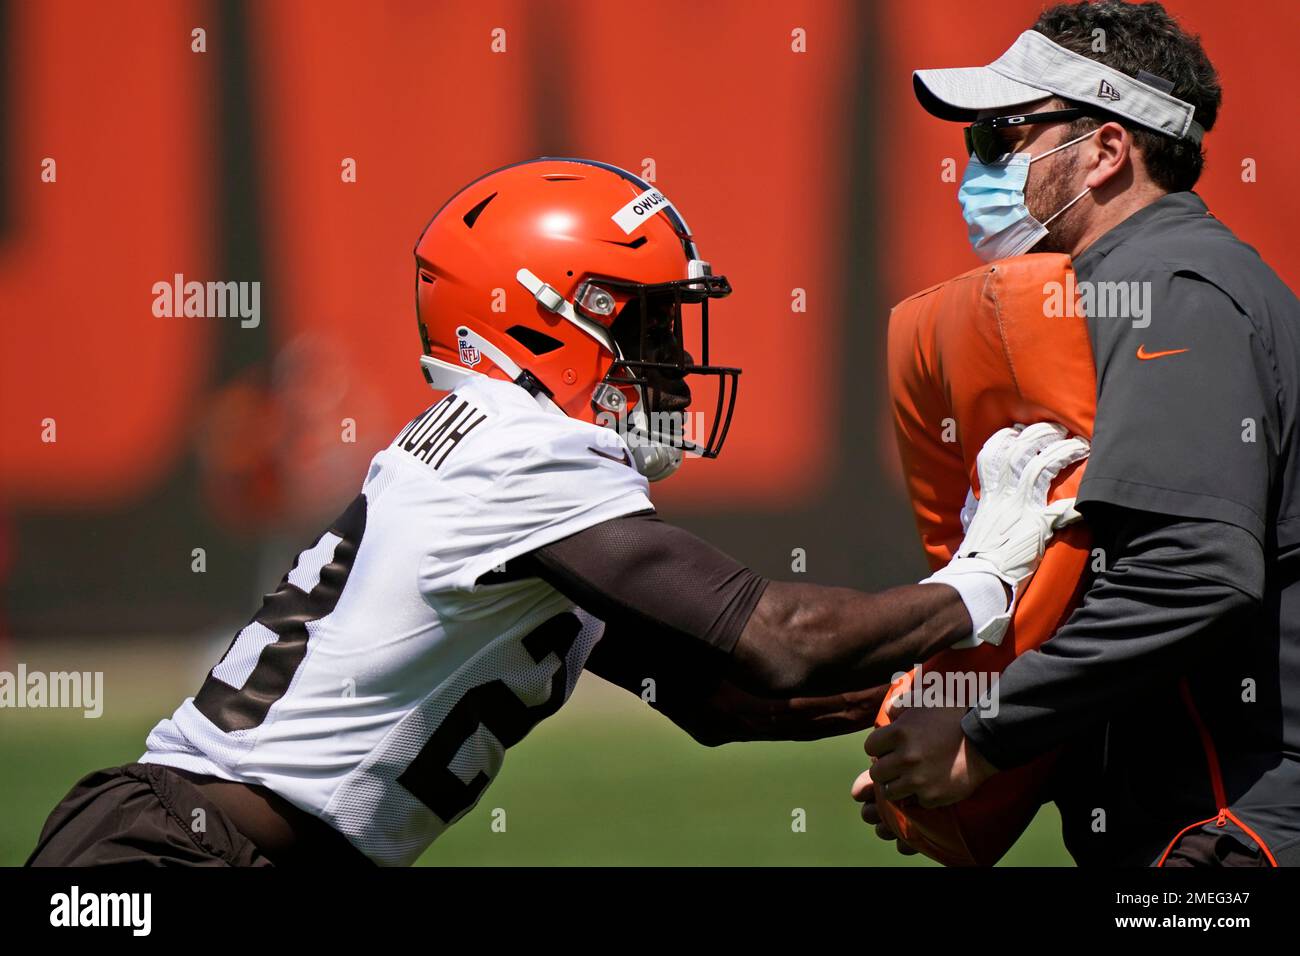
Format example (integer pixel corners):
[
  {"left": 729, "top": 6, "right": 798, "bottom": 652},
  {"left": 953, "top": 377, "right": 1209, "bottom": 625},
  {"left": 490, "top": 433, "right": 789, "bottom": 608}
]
[{"left": 394, "top": 393, "right": 488, "bottom": 469}]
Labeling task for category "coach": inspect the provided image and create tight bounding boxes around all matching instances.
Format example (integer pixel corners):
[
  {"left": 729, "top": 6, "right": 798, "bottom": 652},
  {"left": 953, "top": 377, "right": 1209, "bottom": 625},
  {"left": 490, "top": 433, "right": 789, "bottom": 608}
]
[{"left": 860, "top": 1, "right": 1300, "bottom": 866}]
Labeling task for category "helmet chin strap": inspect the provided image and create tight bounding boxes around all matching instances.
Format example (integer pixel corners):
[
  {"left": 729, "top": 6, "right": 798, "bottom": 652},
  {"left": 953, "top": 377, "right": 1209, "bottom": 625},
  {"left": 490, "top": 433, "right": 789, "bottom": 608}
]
[
  {"left": 419, "top": 327, "right": 562, "bottom": 415},
  {"left": 591, "top": 365, "right": 693, "bottom": 482},
  {"left": 632, "top": 443, "right": 682, "bottom": 482},
  {"left": 423, "top": 317, "right": 681, "bottom": 481},
  {"left": 626, "top": 406, "right": 683, "bottom": 482}
]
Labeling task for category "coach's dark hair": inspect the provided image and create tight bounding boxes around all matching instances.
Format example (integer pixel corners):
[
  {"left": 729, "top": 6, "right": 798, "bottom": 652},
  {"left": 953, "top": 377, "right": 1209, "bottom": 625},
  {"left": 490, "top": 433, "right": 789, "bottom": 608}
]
[{"left": 1033, "top": 0, "right": 1221, "bottom": 192}]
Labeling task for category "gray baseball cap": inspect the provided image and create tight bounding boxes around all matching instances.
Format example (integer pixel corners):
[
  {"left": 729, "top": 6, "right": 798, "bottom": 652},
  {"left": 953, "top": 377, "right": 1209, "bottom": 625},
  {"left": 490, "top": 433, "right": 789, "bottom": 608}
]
[{"left": 914, "top": 30, "right": 1204, "bottom": 143}]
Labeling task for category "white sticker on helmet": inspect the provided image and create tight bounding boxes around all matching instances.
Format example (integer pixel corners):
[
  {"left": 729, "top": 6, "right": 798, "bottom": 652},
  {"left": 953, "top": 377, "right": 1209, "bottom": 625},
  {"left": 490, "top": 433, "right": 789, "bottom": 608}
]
[{"left": 611, "top": 187, "right": 676, "bottom": 235}]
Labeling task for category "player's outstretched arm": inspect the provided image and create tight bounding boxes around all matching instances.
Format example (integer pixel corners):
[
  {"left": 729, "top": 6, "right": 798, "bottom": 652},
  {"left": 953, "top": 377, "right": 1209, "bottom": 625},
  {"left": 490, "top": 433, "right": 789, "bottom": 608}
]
[
  {"left": 735, "top": 579, "right": 978, "bottom": 697},
  {"left": 581, "top": 619, "right": 889, "bottom": 746},
  {"left": 732, "top": 423, "right": 1087, "bottom": 696},
  {"left": 521, "top": 424, "right": 1086, "bottom": 725},
  {"left": 632, "top": 678, "right": 891, "bottom": 747}
]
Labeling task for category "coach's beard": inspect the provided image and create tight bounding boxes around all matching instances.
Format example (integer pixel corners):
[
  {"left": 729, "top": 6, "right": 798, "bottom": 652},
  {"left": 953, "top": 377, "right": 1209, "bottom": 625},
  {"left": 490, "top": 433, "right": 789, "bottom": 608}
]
[{"left": 1027, "top": 152, "right": 1088, "bottom": 256}]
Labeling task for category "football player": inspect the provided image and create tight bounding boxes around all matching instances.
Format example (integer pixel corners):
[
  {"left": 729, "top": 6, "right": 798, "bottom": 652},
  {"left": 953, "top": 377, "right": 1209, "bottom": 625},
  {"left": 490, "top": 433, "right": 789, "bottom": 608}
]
[{"left": 27, "top": 158, "right": 1086, "bottom": 867}]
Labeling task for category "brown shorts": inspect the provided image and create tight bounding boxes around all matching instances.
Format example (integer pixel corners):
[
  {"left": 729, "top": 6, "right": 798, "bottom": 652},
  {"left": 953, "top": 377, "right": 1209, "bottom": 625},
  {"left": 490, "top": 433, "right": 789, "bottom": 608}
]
[{"left": 26, "top": 763, "right": 277, "bottom": 867}]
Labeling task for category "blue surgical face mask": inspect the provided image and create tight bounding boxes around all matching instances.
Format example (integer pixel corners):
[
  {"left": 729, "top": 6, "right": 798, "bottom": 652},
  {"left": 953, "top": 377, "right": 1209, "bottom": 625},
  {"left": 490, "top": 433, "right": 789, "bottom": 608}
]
[{"left": 957, "top": 129, "right": 1095, "bottom": 262}]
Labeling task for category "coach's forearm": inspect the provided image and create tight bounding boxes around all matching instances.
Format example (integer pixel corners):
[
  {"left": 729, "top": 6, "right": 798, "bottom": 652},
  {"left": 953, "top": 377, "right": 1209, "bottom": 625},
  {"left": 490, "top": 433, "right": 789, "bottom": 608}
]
[
  {"left": 961, "top": 508, "right": 1264, "bottom": 770},
  {"left": 964, "top": 563, "right": 1253, "bottom": 769},
  {"left": 728, "top": 581, "right": 978, "bottom": 697}
]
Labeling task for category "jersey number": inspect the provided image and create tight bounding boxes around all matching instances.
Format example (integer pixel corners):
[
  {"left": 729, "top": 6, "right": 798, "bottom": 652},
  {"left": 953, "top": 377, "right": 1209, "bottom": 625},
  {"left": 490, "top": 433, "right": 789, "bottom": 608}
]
[
  {"left": 397, "top": 612, "right": 580, "bottom": 823},
  {"left": 194, "top": 493, "right": 580, "bottom": 827},
  {"left": 195, "top": 494, "right": 368, "bottom": 732}
]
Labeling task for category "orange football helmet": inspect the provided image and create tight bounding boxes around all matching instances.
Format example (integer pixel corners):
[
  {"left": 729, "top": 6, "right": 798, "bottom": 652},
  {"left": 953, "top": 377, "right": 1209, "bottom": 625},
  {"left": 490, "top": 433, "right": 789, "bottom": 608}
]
[{"left": 414, "top": 157, "right": 739, "bottom": 481}]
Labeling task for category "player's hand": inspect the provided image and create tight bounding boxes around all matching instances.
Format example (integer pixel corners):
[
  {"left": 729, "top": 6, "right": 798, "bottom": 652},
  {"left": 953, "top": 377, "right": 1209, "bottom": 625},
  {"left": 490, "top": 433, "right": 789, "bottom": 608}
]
[
  {"left": 683, "top": 681, "right": 889, "bottom": 745},
  {"left": 851, "top": 769, "right": 919, "bottom": 855},
  {"left": 958, "top": 421, "right": 1089, "bottom": 581},
  {"left": 926, "top": 422, "right": 1089, "bottom": 645}
]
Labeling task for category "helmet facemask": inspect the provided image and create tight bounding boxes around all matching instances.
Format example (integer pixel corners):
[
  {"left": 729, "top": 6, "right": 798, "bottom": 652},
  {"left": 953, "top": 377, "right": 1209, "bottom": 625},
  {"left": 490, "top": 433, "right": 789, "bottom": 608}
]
[{"left": 586, "top": 262, "right": 739, "bottom": 480}]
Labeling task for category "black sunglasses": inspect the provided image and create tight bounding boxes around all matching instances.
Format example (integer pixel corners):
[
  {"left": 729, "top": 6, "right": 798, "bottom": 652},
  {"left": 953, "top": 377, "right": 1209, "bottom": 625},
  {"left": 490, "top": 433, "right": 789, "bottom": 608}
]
[{"left": 963, "top": 108, "right": 1091, "bottom": 164}]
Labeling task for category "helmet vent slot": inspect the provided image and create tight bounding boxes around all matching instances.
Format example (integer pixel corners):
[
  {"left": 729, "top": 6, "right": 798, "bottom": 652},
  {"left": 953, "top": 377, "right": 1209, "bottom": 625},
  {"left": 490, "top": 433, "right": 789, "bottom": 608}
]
[
  {"left": 462, "top": 192, "right": 498, "bottom": 229},
  {"left": 602, "top": 236, "right": 647, "bottom": 250},
  {"left": 506, "top": 325, "right": 564, "bottom": 356}
]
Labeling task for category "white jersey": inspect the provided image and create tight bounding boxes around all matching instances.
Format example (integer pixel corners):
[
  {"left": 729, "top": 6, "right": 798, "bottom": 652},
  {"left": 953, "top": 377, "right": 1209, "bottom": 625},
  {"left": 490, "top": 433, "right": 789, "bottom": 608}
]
[{"left": 141, "top": 376, "right": 651, "bottom": 865}]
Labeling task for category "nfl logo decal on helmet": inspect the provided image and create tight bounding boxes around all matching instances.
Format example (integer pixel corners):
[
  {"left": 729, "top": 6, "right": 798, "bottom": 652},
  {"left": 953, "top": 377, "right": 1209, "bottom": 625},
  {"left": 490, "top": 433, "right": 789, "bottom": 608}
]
[{"left": 457, "top": 332, "right": 481, "bottom": 368}]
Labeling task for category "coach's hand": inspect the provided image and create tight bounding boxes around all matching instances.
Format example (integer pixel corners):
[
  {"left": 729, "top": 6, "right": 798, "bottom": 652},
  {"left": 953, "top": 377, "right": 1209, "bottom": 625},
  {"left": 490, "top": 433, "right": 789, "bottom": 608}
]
[
  {"left": 850, "top": 772, "right": 920, "bottom": 855},
  {"left": 858, "top": 697, "right": 999, "bottom": 810},
  {"left": 924, "top": 422, "right": 1089, "bottom": 647}
]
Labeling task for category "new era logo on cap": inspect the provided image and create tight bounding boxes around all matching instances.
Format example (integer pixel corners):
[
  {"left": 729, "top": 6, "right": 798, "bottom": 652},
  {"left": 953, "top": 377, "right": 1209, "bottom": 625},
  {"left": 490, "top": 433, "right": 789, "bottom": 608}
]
[{"left": 1097, "top": 79, "right": 1121, "bottom": 101}]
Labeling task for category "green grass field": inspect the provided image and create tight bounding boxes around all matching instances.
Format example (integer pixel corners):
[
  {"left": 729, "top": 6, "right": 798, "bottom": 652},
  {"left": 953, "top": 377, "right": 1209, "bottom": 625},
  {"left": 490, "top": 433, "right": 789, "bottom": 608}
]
[{"left": 1, "top": 638, "right": 1071, "bottom": 866}]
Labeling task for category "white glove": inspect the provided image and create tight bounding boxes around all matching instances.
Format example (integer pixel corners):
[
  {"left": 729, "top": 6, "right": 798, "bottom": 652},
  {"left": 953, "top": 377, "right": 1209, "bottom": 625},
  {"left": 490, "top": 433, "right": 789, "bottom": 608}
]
[{"left": 924, "top": 422, "right": 1090, "bottom": 647}]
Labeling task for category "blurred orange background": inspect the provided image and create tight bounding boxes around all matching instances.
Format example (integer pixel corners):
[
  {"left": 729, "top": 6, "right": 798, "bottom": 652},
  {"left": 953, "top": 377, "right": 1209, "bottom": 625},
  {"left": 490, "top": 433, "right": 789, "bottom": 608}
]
[{"left": 1, "top": 0, "right": 1295, "bottom": 637}]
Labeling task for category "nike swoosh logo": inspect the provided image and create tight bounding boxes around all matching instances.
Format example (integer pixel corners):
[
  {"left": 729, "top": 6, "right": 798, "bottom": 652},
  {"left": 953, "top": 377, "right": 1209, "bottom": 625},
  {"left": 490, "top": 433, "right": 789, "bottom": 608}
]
[
  {"left": 1136, "top": 345, "right": 1190, "bottom": 360},
  {"left": 587, "top": 446, "right": 632, "bottom": 467}
]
